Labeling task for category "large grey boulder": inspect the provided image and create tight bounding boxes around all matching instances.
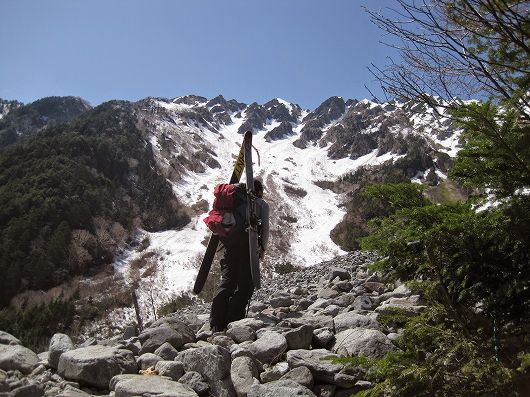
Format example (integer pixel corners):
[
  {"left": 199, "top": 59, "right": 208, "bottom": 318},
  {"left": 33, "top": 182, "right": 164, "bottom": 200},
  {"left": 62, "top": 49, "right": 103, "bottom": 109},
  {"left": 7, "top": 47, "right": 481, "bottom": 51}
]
[
  {"left": 0, "top": 331, "right": 22, "bottom": 346},
  {"left": 283, "top": 315, "right": 334, "bottom": 330},
  {"left": 329, "top": 267, "right": 351, "bottom": 281},
  {"left": 138, "top": 324, "right": 195, "bottom": 354},
  {"left": 226, "top": 326, "right": 256, "bottom": 344},
  {"left": 57, "top": 345, "right": 137, "bottom": 389},
  {"left": 248, "top": 379, "right": 317, "bottom": 397},
  {"left": 178, "top": 371, "right": 210, "bottom": 396},
  {"left": 230, "top": 356, "right": 259, "bottom": 397},
  {"left": 137, "top": 352, "right": 162, "bottom": 370},
  {"left": 280, "top": 366, "right": 314, "bottom": 389},
  {"left": 248, "top": 331, "right": 287, "bottom": 365},
  {"left": 259, "top": 362, "right": 289, "bottom": 383},
  {"left": 333, "top": 312, "right": 380, "bottom": 333},
  {"left": 176, "top": 345, "right": 231, "bottom": 381},
  {"left": 333, "top": 328, "right": 396, "bottom": 359},
  {"left": 283, "top": 325, "right": 313, "bottom": 350},
  {"left": 154, "top": 341, "right": 179, "bottom": 360},
  {"left": 113, "top": 375, "right": 198, "bottom": 397},
  {"left": 155, "top": 360, "right": 184, "bottom": 381},
  {"left": 0, "top": 344, "right": 39, "bottom": 374},
  {"left": 210, "top": 376, "right": 237, "bottom": 397},
  {"left": 58, "top": 385, "right": 93, "bottom": 396},
  {"left": 375, "top": 295, "right": 426, "bottom": 315},
  {"left": 227, "top": 319, "right": 266, "bottom": 331},
  {"left": 286, "top": 349, "right": 343, "bottom": 385},
  {"left": 312, "top": 328, "right": 335, "bottom": 349},
  {"left": 48, "top": 333, "right": 75, "bottom": 369}
]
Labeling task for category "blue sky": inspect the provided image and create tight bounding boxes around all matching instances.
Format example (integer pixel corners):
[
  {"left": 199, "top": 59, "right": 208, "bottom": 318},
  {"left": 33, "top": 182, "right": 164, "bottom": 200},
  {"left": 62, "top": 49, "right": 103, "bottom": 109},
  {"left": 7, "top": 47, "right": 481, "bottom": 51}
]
[{"left": 0, "top": 0, "right": 400, "bottom": 110}]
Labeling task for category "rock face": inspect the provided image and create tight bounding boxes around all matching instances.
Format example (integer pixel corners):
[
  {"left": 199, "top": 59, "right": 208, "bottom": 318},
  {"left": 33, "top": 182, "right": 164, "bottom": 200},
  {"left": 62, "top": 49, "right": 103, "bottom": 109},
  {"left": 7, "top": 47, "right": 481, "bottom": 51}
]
[
  {"left": 112, "top": 374, "right": 199, "bottom": 397},
  {"left": 177, "top": 345, "right": 231, "bottom": 381},
  {"left": 48, "top": 333, "right": 74, "bottom": 369},
  {"left": 248, "top": 331, "right": 288, "bottom": 364},
  {"left": 0, "top": 345, "right": 39, "bottom": 374},
  {"left": 248, "top": 379, "right": 317, "bottom": 397},
  {"left": 57, "top": 346, "right": 137, "bottom": 389},
  {"left": 0, "top": 251, "right": 422, "bottom": 397},
  {"left": 333, "top": 328, "right": 396, "bottom": 359},
  {"left": 138, "top": 322, "right": 195, "bottom": 354}
]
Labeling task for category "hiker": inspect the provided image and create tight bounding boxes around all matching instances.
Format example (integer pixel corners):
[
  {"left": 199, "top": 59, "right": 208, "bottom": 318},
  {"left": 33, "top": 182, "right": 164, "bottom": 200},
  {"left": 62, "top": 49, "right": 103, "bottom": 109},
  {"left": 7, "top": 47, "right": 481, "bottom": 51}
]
[{"left": 210, "top": 179, "right": 269, "bottom": 332}]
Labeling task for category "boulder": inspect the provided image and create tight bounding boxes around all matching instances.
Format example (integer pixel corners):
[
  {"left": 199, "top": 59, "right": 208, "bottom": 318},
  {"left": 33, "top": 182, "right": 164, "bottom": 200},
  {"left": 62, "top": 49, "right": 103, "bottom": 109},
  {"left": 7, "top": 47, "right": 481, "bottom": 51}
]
[
  {"left": 333, "top": 312, "right": 380, "bottom": 333},
  {"left": 8, "top": 381, "right": 44, "bottom": 396},
  {"left": 0, "top": 344, "right": 39, "bottom": 374},
  {"left": 352, "top": 295, "right": 374, "bottom": 311},
  {"left": 210, "top": 335, "right": 236, "bottom": 349},
  {"left": 363, "top": 282, "right": 386, "bottom": 294},
  {"left": 227, "top": 319, "right": 265, "bottom": 331},
  {"left": 179, "top": 371, "right": 209, "bottom": 396},
  {"left": 248, "top": 379, "right": 317, "bottom": 397},
  {"left": 270, "top": 295, "right": 294, "bottom": 308},
  {"left": 306, "top": 299, "right": 331, "bottom": 311},
  {"left": 48, "top": 333, "right": 75, "bottom": 369},
  {"left": 177, "top": 345, "right": 231, "bottom": 381},
  {"left": 57, "top": 384, "right": 93, "bottom": 396},
  {"left": 329, "top": 267, "right": 350, "bottom": 281},
  {"left": 231, "top": 356, "right": 259, "bottom": 397},
  {"left": 248, "top": 331, "right": 287, "bottom": 365},
  {"left": 0, "top": 331, "right": 22, "bottom": 346},
  {"left": 312, "top": 384, "right": 336, "bottom": 397},
  {"left": 284, "top": 315, "right": 334, "bottom": 330},
  {"left": 375, "top": 295, "right": 426, "bottom": 315},
  {"left": 154, "top": 342, "right": 179, "bottom": 361},
  {"left": 226, "top": 326, "right": 256, "bottom": 344},
  {"left": 137, "top": 352, "right": 162, "bottom": 370},
  {"left": 333, "top": 328, "right": 396, "bottom": 359},
  {"left": 312, "top": 328, "right": 335, "bottom": 349},
  {"left": 138, "top": 324, "right": 195, "bottom": 354},
  {"left": 210, "top": 376, "right": 237, "bottom": 397},
  {"left": 259, "top": 361, "right": 289, "bottom": 383},
  {"left": 286, "top": 349, "right": 343, "bottom": 385},
  {"left": 283, "top": 325, "right": 313, "bottom": 350},
  {"left": 317, "top": 288, "right": 340, "bottom": 299},
  {"left": 280, "top": 366, "right": 314, "bottom": 389},
  {"left": 155, "top": 360, "right": 184, "bottom": 381},
  {"left": 57, "top": 345, "right": 137, "bottom": 389},
  {"left": 113, "top": 375, "right": 198, "bottom": 397}
]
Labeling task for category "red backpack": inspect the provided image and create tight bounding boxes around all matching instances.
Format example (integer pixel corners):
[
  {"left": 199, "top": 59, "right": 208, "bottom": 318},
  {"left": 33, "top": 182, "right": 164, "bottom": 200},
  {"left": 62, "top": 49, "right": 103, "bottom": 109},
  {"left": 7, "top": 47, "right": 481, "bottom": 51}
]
[{"left": 203, "top": 183, "right": 247, "bottom": 237}]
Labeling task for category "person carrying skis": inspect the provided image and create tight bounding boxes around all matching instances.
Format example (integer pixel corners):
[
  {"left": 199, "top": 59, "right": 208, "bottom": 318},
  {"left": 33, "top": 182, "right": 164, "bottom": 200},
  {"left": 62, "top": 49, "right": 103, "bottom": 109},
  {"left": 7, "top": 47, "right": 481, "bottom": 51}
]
[{"left": 210, "top": 179, "right": 269, "bottom": 332}]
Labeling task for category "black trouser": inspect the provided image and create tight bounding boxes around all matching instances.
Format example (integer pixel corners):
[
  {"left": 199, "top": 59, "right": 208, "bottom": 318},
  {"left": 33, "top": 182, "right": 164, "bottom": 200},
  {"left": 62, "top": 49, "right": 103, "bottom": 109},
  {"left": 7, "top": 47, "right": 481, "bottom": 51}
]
[{"left": 210, "top": 232, "right": 254, "bottom": 331}]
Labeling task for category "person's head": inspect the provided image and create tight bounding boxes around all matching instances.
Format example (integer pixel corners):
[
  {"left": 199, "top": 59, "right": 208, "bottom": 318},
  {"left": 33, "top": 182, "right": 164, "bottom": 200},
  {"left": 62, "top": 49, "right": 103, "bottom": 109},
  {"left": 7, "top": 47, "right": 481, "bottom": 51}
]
[{"left": 254, "top": 179, "right": 264, "bottom": 198}]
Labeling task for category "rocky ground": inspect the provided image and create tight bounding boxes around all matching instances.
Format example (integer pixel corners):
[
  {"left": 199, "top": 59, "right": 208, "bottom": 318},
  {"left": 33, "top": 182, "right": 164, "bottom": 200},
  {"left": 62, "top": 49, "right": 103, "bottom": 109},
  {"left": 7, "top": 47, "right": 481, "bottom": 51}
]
[{"left": 0, "top": 251, "right": 426, "bottom": 397}]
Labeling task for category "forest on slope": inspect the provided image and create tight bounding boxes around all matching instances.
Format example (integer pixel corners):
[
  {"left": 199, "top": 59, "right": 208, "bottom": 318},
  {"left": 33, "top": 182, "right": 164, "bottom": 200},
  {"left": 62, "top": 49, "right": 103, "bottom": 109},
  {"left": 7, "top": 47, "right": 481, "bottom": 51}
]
[{"left": 0, "top": 100, "right": 190, "bottom": 307}]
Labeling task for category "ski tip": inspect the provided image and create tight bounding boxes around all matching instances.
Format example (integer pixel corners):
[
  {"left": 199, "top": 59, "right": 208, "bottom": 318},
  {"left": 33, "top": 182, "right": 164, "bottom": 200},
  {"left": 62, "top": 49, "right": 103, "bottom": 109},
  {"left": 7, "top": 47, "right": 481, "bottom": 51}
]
[{"left": 244, "top": 130, "right": 252, "bottom": 139}]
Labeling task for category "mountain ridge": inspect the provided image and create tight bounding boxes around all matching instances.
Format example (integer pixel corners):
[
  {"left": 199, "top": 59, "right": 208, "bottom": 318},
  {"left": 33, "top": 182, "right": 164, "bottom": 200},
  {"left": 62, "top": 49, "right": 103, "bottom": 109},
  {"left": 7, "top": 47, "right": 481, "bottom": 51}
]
[{"left": 0, "top": 93, "right": 463, "bottom": 311}]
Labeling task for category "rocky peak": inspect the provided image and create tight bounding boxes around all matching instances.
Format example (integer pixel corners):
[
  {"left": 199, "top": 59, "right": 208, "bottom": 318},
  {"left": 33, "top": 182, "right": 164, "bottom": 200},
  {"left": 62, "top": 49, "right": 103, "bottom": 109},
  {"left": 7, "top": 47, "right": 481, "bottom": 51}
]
[
  {"left": 0, "top": 96, "right": 92, "bottom": 147},
  {"left": 0, "top": 98, "right": 23, "bottom": 119},
  {"left": 237, "top": 102, "right": 269, "bottom": 134},
  {"left": 263, "top": 99, "right": 300, "bottom": 124},
  {"left": 172, "top": 95, "right": 208, "bottom": 106},
  {"left": 302, "top": 96, "right": 346, "bottom": 125},
  {"left": 207, "top": 95, "right": 246, "bottom": 112},
  {"left": 294, "top": 97, "right": 347, "bottom": 148},
  {"left": 264, "top": 121, "right": 295, "bottom": 142}
]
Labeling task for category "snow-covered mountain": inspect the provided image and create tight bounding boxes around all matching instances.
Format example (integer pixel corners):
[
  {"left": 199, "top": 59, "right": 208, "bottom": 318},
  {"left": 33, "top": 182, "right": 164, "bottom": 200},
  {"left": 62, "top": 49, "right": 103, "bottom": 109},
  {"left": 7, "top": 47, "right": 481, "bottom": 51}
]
[{"left": 114, "top": 94, "right": 460, "bottom": 299}]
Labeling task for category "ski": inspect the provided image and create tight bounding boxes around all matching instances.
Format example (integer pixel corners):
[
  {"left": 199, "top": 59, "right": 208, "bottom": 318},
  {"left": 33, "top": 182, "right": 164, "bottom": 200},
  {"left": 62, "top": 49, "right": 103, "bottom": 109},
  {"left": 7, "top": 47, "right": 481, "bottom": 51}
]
[
  {"left": 193, "top": 140, "right": 246, "bottom": 294},
  {"left": 243, "top": 131, "right": 261, "bottom": 289}
]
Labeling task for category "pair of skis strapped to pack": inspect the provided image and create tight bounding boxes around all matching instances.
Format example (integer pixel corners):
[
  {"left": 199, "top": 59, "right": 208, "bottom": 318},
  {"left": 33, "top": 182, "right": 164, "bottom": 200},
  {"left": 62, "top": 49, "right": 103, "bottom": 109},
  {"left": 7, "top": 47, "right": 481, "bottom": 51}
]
[{"left": 193, "top": 131, "right": 260, "bottom": 294}]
